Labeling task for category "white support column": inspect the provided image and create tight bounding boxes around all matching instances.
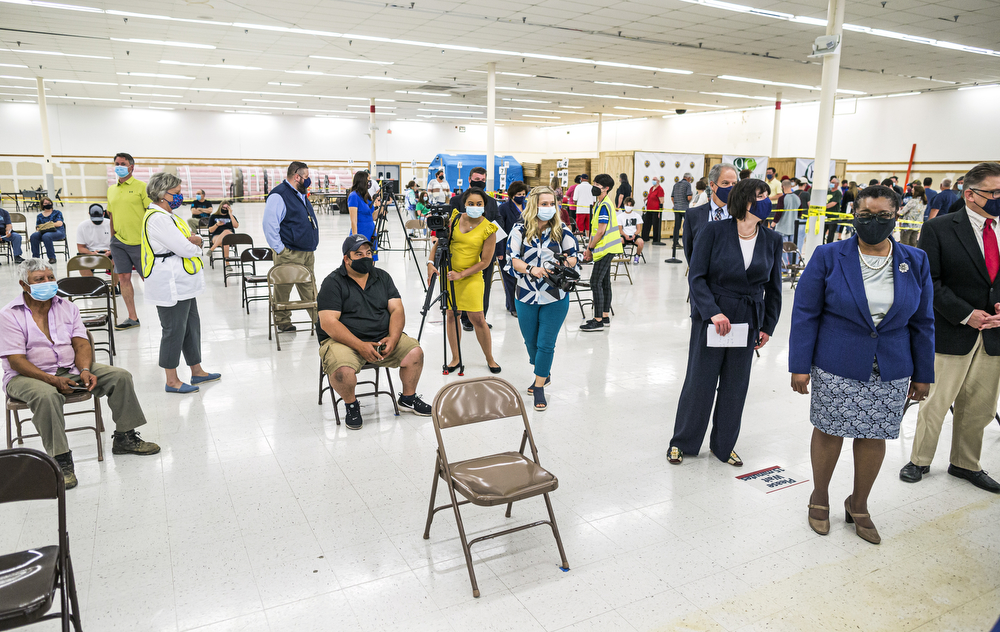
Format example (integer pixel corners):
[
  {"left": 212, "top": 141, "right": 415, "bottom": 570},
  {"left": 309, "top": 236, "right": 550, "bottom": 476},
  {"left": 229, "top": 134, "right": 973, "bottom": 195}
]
[
  {"left": 596, "top": 112, "right": 604, "bottom": 163},
  {"left": 771, "top": 91, "right": 782, "bottom": 157},
  {"left": 486, "top": 62, "right": 496, "bottom": 192},
  {"left": 803, "top": 0, "right": 845, "bottom": 259},
  {"left": 36, "top": 77, "right": 55, "bottom": 194},
  {"left": 369, "top": 97, "right": 377, "bottom": 176}
]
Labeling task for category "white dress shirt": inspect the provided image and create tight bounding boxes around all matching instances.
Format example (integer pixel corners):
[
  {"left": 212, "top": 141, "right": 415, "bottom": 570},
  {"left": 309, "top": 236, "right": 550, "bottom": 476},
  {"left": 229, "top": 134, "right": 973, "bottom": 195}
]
[
  {"left": 143, "top": 204, "right": 205, "bottom": 307},
  {"left": 709, "top": 198, "right": 731, "bottom": 222}
]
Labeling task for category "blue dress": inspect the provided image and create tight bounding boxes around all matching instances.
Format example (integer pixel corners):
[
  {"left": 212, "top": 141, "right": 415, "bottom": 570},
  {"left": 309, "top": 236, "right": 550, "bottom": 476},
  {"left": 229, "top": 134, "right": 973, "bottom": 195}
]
[{"left": 348, "top": 191, "right": 378, "bottom": 260}]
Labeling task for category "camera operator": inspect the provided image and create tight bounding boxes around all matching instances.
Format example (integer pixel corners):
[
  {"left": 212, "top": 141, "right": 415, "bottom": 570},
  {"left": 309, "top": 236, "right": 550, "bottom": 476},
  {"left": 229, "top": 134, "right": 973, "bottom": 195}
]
[
  {"left": 580, "top": 174, "right": 623, "bottom": 332},
  {"left": 428, "top": 188, "right": 501, "bottom": 373},
  {"left": 506, "top": 186, "right": 579, "bottom": 411},
  {"left": 348, "top": 171, "right": 382, "bottom": 261},
  {"left": 449, "top": 167, "right": 500, "bottom": 330}
]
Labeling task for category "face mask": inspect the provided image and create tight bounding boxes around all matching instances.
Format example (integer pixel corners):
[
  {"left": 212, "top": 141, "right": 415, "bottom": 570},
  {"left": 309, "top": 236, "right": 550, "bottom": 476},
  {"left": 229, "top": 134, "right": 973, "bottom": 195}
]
[
  {"left": 537, "top": 206, "right": 557, "bottom": 222},
  {"left": 982, "top": 198, "right": 1000, "bottom": 217},
  {"left": 766, "top": 174, "right": 774, "bottom": 180},
  {"left": 853, "top": 213, "right": 896, "bottom": 245},
  {"left": 465, "top": 206, "right": 484, "bottom": 219},
  {"left": 624, "top": 206, "right": 634, "bottom": 212},
  {"left": 957, "top": 183, "right": 964, "bottom": 191},
  {"left": 167, "top": 193, "right": 183, "bottom": 210},
  {"left": 714, "top": 185, "right": 733, "bottom": 204},
  {"left": 591, "top": 185, "right": 602, "bottom": 197},
  {"left": 830, "top": 182, "right": 838, "bottom": 190},
  {"left": 91, "top": 216, "right": 104, "bottom": 225},
  {"left": 513, "top": 195, "right": 526, "bottom": 206},
  {"left": 350, "top": 257, "right": 375, "bottom": 274},
  {"left": 195, "top": 194, "right": 202, "bottom": 201},
  {"left": 470, "top": 180, "right": 485, "bottom": 189},
  {"left": 437, "top": 175, "right": 444, "bottom": 181},
  {"left": 791, "top": 186, "right": 798, "bottom": 192},
  {"left": 114, "top": 165, "right": 129, "bottom": 179},
  {"left": 27, "top": 281, "right": 58, "bottom": 301},
  {"left": 42, "top": 205, "right": 53, "bottom": 211},
  {"left": 749, "top": 198, "right": 773, "bottom": 221},
  {"left": 220, "top": 209, "right": 229, "bottom": 216}
]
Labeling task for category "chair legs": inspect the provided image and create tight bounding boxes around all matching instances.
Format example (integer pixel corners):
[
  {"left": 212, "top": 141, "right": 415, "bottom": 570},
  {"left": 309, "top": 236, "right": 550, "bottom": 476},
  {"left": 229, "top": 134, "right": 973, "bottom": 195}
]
[{"left": 319, "top": 365, "right": 400, "bottom": 425}]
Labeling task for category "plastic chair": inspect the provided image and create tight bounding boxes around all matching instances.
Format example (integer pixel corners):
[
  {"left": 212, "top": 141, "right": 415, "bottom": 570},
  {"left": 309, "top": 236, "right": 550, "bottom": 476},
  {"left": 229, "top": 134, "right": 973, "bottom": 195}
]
[
  {"left": 318, "top": 363, "right": 399, "bottom": 425},
  {"left": 56, "top": 277, "right": 115, "bottom": 363},
  {"left": 66, "top": 255, "right": 119, "bottom": 323},
  {"left": 267, "top": 263, "right": 317, "bottom": 350},
  {"left": 0, "top": 448, "right": 84, "bottom": 631},
  {"left": 422, "top": 376, "right": 569, "bottom": 598},
  {"left": 240, "top": 248, "right": 274, "bottom": 313}
]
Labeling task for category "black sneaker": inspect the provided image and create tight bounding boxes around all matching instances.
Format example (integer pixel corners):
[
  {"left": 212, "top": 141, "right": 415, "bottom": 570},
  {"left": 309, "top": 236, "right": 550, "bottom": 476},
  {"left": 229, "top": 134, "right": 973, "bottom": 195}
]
[
  {"left": 14, "top": 256, "right": 24, "bottom": 264},
  {"left": 580, "top": 319, "right": 604, "bottom": 332},
  {"left": 48, "top": 258, "right": 57, "bottom": 264},
  {"left": 54, "top": 451, "right": 77, "bottom": 490},
  {"left": 112, "top": 430, "right": 161, "bottom": 455},
  {"left": 398, "top": 393, "right": 432, "bottom": 416},
  {"left": 344, "top": 401, "right": 363, "bottom": 430},
  {"left": 603, "top": 318, "right": 610, "bottom": 328},
  {"left": 277, "top": 323, "right": 297, "bottom": 332}
]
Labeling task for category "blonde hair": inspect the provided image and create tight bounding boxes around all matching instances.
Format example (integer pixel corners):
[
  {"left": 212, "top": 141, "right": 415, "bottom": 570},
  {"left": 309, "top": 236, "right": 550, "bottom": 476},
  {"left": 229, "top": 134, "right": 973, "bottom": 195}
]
[{"left": 522, "top": 186, "right": 563, "bottom": 245}]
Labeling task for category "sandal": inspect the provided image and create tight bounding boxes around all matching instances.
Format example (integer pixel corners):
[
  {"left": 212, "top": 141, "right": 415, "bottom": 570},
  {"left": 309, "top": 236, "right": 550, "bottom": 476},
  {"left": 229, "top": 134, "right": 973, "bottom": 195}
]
[
  {"left": 712, "top": 450, "right": 743, "bottom": 467},
  {"left": 667, "top": 446, "right": 683, "bottom": 464},
  {"left": 527, "top": 376, "right": 551, "bottom": 395},
  {"left": 533, "top": 387, "right": 547, "bottom": 411}
]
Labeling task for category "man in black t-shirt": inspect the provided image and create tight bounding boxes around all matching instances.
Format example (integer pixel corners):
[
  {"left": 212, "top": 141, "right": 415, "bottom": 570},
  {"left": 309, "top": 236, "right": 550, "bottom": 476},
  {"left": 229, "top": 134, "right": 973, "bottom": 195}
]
[
  {"left": 188, "top": 189, "right": 213, "bottom": 230},
  {"left": 317, "top": 234, "right": 431, "bottom": 429}
]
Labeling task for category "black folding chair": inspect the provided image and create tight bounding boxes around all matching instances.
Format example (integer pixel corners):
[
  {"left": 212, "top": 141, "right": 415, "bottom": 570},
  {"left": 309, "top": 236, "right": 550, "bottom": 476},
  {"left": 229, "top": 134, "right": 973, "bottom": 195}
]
[
  {"left": 57, "top": 277, "right": 115, "bottom": 363},
  {"left": 240, "top": 247, "right": 274, "bottom": 313},
  {"left": 0, "top": 448, "right": 84, "bottom": 631}
]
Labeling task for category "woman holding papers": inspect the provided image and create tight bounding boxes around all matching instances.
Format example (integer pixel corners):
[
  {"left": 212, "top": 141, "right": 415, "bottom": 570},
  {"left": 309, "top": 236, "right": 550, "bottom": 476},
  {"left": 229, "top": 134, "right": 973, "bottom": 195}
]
[
  {"left": 667, "top": 178, "right": 783, "bottom": 467},
  {"left": 789, "top": 185, "right": 934, "bottom": 544}
]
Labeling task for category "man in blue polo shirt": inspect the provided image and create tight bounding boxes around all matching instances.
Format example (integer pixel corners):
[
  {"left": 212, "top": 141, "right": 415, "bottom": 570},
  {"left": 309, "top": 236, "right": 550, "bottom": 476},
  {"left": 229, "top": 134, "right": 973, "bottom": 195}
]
[
  {"left": 263, "top": 161, "right": 320, "bottom": 332},
  {"left": 928, "top": 178, "right": 957, "bottom": 219}
]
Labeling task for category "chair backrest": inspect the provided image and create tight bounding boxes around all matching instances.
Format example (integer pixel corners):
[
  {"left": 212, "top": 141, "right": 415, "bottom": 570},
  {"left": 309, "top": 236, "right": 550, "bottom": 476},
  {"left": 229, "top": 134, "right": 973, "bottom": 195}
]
[
  {"left": 222, "top": 233, "right": 253, "bottom": 246},
  {"left": 241, "top": 247, "right": 274, "bottom": 263},
  {"left": 67, "top": 254, "right": 114, "bottom": 274},
  {"left": 782, "top": 242, "right": 799, "bottom": 254},
  {"left": 10, "top": 212, "right": 27, "bottom": 225},
  {"left": 57, "top": 276, "right": 110, "bottom": 298},
  {"left": 198, "top": 217, "right": 213, "bottom": 228},
  {"left": 268, "top": 263, "right": 313, "bottom": 285},
  {"left": 432, "top": 377, "right": 526, "bottom": 429},
  {"left": 405, "top": 219, "right": 426, "bottom": 230},
  {"left": 0, "top": 448, "right": 62, "bottom": 503}
]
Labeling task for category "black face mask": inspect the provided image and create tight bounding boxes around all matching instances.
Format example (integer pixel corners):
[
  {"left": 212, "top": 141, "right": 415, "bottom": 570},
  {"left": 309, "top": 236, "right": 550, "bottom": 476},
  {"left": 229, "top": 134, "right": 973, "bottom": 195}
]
[
  {"left": 853, "top": 214, "right": 896, "bottom": 246},
  {"left": 350, "top": 257, "right": 375, "bottom": 274},
  {"left": 469, "top": 180, "right": 485, "bottom": 189},
  {"left": 42, "top": 205, "right": 53, "bottom": 211},
  {"left": 220, "top": 209, "right": 229, "bottom": 216},
  {"left": 591, "top": 185, "right": 602, "bottom": 197}
]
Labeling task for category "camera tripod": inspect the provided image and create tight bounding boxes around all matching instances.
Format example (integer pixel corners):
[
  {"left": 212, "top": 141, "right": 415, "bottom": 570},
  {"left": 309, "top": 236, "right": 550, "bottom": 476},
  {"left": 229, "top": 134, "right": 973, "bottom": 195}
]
[
  {"left": 416, "top": 215, "right": 466, "bottom": 375},
  {"left": 371, "top": 182, "right": 427, "bottom": 291}
]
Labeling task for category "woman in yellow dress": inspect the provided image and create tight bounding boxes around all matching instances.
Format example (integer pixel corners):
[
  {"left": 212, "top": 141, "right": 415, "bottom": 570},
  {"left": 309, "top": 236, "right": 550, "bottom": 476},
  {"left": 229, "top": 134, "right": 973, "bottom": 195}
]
[{"left": 427, "top": 188, "right": 501, "bottom": 373}]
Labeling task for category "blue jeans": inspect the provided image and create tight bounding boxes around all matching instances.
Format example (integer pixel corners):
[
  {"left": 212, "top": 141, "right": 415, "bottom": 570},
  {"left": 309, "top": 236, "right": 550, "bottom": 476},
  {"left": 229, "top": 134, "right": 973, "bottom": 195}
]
[
  {"left": 2, "top": 232, "right": 22, "bottom": 257},
  {"left": 30, "top": 229, "right": 65, "bottom": 260},
  {"left": 515, "top": 296, "right": 569, "bottom": 379}
]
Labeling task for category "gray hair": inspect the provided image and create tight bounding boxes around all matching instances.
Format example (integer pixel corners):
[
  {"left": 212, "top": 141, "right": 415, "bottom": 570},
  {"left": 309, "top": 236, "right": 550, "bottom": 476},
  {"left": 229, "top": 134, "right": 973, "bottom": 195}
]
[
  {"left": 147, "top": 172, "right": 182, "bottom": 203},
  {"left": 709, "top": 162, "right": 737, "bottom": 184},
  {"left": 963, "top": 162, "right": 1000, "bottom": 192},
  {"left": 19, "top": 258, "right": 54, "bottom": 285},
  {"left": 683, "top": 172, "right": 692, "bottom": 180}
]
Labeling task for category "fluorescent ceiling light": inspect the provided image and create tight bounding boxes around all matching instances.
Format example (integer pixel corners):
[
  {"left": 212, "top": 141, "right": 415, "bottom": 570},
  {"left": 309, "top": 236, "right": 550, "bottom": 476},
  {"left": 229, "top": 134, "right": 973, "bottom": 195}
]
[
  {"left": 467, "top": 69, "right": 535, "bottom": 77},
  {"left": 160, "top": 60, "right": 261, "bottom": 70},
  {"left": 5, "top": 99, "right": 36, "bottom": 103},
  {"left": 717, "top": 75, "right": 864, "bottom": 94},
  {"left": 0, "top": 84, "right": 45, "bottom": 90},
  {"left": 243, "top": 98, "right": 296, "bottom": 103},
  {"left": 595, "top": 81, "right": 653, "bottom": 89},
  {"left": 286, "top": 70, "right": 323, "bottom": 75},
  {"left": 268, "top": 82, "right": 301, "bottom": 87},
  {"left": 497, "top": 85, "right": 673, "bottom": 105},
  {"left": 358, "top": 76, "right": 422, "bottom": 83},
  {"left": 347, "top": 104, "right": 396, "bottom": 109},
  {"left": 117, "top": 72, "right": 195, "bottom": 80},
  {"left": 47, "top": 95, "right": 122, "bottom": 102},
  {"left": 0, "top": 0, "right": 101, "bottom": 12},
  {"left": 0, "top": 75, "right": 33, "bottom": 81},
  {"left": 0, "top": 63, "right": 28, "bottom": 68},
  {"left": 683, "top": 102, "right": 726, "bottom": 108},
  {"left": 119, "top": 91, "right": 182, "bottom": 98},
  {"left": 105, "top": 9, "right": 229, "bottom": 26},
  {"left": 558, "top": 105, "right": 584, "bottom": 109},
  {"left": 0, "top": 47, "right": 112, "bottom": 59},
  {"left": 421, "top": 101, "right": 483, "bottom": 108},
  {"left": 522, "top": 114, "right": 559, "bottom": 118},
  {"left": 396, "top": 91, "right": 450, "bottom": 96},
  {"left": 837, "top": 88, "right": 866, "bottom": 95},
  {"left": 958, "top": 84, "right": 1000, "bottom": 91},
  {"left": 309, "top": 55, "right": 393, "bottom": 65},
  {"left": 110, "top": 38, "right": 215, "bottom": 50},
  {"left": 418, "top": 108, "right": 482, "bottom": 114},
  {"left": 613, "top": 106, "right": 675, "bottom": 113},
  {"left": 502, "top": 98, "right": 551, "bottom": 103},
  {"left": 700, "top": 91, "right": 776, "bottom": 101},
  {"left": 886, "top": 92, "right": 920, "bottom": 98},
  {"left": 148, "top": 106, "right": 174, "bottom": 110},
  {"left": 46, "top": 78, "right": 118, "bottom": 86}
]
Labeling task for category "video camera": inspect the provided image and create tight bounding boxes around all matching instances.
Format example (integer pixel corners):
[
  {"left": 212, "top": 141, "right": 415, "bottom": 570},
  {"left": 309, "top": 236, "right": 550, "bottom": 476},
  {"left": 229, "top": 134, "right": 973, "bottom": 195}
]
[
  {"left": 424, "top": 203, "right": 453, "bottom": 234},
  {"left": 541, "top": 253, "right": 580, "bottom": 293}
]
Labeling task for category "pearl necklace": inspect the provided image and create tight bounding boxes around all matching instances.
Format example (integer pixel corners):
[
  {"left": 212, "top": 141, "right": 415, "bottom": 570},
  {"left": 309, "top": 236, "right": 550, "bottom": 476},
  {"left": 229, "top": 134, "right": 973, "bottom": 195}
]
[
  {"left": 738, "top": 225, "right": 758, "bottom": 240},
  {"left": 859, "top": 242, "right": 893, "bottom": 271}
]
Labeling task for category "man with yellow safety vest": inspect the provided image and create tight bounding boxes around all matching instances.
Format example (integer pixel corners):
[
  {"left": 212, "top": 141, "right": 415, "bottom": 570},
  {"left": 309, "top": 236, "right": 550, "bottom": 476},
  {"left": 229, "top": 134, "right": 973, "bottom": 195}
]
[{"left": 580, "top": 174, "right": 623, "bottom": 332}]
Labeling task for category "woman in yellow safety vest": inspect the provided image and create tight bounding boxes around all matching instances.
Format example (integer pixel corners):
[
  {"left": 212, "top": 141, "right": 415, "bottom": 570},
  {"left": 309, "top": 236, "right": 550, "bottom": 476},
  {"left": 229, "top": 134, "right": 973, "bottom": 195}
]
[{"left": 141, "top": 172, "right": 220, "bottom": 394}]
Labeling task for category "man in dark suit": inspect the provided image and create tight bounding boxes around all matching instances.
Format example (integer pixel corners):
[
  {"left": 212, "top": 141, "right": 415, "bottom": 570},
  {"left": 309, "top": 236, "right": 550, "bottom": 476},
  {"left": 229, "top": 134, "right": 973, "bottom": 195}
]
[
  {"left": 449, "top": 167, "right": 499, "bottom": 330},
  {"left": 682, "top": 162, "right": 738, "bottom": 264},
  {"left": 901, "top": 162, "right": 1000, "bottom": 493}
]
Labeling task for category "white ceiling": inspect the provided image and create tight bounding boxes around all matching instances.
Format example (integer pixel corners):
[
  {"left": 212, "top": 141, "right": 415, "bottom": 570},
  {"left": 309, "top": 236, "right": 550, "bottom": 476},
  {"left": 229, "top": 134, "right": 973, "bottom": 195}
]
[{"left": 1, "top": 0, "right": 998, "bottom": 124}]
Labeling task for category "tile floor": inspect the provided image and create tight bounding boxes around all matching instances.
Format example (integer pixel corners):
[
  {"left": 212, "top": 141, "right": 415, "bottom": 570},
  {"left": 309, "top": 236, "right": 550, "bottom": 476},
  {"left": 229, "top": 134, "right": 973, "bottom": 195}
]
[{"left": 1, "top": 201, "right": 998, "bottom": 631}]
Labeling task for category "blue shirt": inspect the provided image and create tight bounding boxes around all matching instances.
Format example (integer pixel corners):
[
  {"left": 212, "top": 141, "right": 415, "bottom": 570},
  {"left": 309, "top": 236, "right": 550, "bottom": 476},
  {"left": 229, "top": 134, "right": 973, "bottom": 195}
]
[
  {"left": 348, "top": 191, "right": 376, "bottom": 238},
  {"left": 35, "top": 210, "right": 64, "bottom": 232},
  {"left": 0, "top": 208, "right": 10, "bottom": 231},
  {"left": 929, "top": 189, "right": 957, "bottom": 214}
]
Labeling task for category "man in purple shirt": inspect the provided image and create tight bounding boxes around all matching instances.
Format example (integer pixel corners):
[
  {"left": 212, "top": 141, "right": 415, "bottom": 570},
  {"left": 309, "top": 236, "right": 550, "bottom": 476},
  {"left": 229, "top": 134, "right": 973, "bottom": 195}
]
[{"left": 1, "top": 260, "right": 160, "bottom": 489}]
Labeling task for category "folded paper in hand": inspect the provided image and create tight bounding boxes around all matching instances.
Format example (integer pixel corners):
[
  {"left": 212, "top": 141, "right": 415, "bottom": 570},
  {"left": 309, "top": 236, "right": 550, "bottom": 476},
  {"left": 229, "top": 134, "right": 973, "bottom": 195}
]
[{"left": 707, "top": 323, "right": 749, "bottom": 348}]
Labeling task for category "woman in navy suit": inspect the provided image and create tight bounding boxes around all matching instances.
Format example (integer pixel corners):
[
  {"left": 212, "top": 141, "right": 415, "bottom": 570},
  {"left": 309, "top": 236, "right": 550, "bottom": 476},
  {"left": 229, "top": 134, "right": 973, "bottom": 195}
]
[
  {"left": 668, "top": 179, "right": 783, "bottom": 467},
  {"left": 789, "top": 185, "right": 934, "bottom": 545}
]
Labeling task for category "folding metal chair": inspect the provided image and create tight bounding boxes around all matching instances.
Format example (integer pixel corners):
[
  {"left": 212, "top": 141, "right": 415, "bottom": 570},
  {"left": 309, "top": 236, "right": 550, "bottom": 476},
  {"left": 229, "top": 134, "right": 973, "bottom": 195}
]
[
  {"left": 66, "top": 254, "right": 119, "bottom": 323},
  {"left": 423, "top": 376, "right": 569, "bottom": 598},
  {"left": 240, "top": 247, "right": 274, "bottom": 313},
  {"left": 318, "top": 363, "right": 399, "bottom": 425},
  {"left": 267, "top": 263, "right": 317, "bottom": 351},
  {"left": 219, "top": 234, "right": 254, "bottom": 287},
  {"left": 56, "top": 277, "right": 115, "bottom": 363},
  {"left": 782, "top": 241, "right": 807, "bottom": 289}
]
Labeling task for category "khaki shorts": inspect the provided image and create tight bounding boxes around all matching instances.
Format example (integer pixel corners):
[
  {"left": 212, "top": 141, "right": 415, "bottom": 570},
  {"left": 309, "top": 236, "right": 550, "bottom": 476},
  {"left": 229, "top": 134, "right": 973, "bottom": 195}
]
[{"left": 320, "top": 333, "right": 421, "bottom": 375}]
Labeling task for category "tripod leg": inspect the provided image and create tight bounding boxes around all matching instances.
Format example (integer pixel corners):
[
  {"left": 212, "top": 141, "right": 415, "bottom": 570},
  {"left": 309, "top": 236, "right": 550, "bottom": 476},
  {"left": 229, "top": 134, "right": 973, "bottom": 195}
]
[{"left": 417, "top": 272, "right": 440, "bottom": 341}]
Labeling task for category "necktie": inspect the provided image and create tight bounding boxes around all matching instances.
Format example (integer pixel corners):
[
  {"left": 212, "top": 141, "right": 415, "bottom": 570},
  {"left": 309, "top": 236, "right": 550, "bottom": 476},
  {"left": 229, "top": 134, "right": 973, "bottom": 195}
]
[
  {"left": 985, "top": 218, "right": 999, "bottom": 283},
  {"left": 713, "top": 207, "right": 723, "bottom": 222}
]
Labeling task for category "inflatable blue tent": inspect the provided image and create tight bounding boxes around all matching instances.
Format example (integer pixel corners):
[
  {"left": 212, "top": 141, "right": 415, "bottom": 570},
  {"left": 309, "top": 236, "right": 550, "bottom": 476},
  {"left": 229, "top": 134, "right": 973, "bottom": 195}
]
[{"left": 426, "top": 154, "right": 523, "bottom": 194}]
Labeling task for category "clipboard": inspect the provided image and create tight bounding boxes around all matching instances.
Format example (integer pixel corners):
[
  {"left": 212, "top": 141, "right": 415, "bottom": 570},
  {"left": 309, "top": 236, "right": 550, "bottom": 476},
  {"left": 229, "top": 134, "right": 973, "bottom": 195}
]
[{"left": 707, "top": 323, "right": 749, "bottom": 348}]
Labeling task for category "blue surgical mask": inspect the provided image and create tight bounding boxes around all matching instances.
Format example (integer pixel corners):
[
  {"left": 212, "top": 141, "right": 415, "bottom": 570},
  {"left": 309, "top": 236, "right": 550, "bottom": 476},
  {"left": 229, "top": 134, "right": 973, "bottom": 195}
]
[
  {"left": 957, "top": 183, "right": 964, "bottom": 191},
  {"left": 168, "top": 193, "right": 183, "bottom": 210},
  {"left": 537, "top": 206, "right": 557, "bottom": 222},
  {"left": 715, "top": 185, "right": 733, "bottom": 204},
  {"left": 196, "top": 194, "right": 202, "bottom": 200},
  {"left": 750, "top": 198, "right": 773, "bottom": 221},
  {"left": 114, "top": 165, "right": 129, "bottom": 178},
  {"left": 465, "top": 206, "right": 484, "bottom": 219},
  {"left": 28, "top": 281, "right": 58, "bottom": 301}
]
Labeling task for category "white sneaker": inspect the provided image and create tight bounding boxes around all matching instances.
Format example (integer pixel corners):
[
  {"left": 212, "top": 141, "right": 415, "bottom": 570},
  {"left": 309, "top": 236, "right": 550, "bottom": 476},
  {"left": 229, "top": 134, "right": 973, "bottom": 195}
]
[{"left": 633, "top": 255, "right": 640, "bottom": 264}]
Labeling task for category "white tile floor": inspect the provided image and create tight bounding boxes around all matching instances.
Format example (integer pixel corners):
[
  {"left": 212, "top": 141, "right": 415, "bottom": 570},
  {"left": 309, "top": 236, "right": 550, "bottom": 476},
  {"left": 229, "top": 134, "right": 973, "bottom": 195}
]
[{"left": 2, "top": 201, "right": 999, "bottom": 631}]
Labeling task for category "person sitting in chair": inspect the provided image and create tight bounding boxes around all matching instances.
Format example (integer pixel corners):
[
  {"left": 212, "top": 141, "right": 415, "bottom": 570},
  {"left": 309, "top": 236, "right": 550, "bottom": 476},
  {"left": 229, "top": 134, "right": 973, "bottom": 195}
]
[
  {"left": 317, "top": 235, "right": 432, "bottom": 430},
  {"left": 0, "top": 260, "right": 161, "bottom": 489}
]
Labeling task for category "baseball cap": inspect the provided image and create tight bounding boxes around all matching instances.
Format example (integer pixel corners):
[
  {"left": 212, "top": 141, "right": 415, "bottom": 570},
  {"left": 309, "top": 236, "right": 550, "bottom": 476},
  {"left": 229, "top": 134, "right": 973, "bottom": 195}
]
[
  {"left": 342, "top": 234, "right": 373, "bottom": 255},
  {"left": 89, "top": 204, "right": 105, "bottom": 218}
]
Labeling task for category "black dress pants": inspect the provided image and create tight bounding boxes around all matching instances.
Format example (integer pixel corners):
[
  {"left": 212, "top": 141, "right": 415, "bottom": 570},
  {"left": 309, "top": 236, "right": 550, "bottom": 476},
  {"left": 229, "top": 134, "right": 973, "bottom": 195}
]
[{"left": 671, "top": 317, "right": 755, "bottom": 460}]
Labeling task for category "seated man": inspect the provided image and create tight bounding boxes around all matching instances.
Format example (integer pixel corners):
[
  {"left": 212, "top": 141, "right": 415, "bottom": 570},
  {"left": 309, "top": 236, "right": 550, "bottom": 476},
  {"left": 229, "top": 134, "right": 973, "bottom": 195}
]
[
  {"left": 188, "top": 189, "right": 213, "bottom": 231},
  {"left": 75, "top": 204, "right": 113, "bottom": 277},
  {"left": 1, "top": 260, "right": 160, "bottom": 489},
  {"left": 1, "top": 206, "right": 25, "bottom": 264},
  {"left": 318, "top": 235, "right": 431, "bottom": 430}
]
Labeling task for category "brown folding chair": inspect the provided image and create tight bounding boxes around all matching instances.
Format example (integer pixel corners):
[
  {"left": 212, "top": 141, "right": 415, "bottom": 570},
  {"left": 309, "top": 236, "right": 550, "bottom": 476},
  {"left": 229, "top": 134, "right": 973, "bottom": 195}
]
[
  {"left": 0, "top": 448, "right": 84, "bottom": 631},
  {"left": 423, "top": 376, "right": 569, "bottom": 598},
  {"left": 57, "top": 276, "right": 115, "bottom": 363},
  {"left": 5, "top": 333, "right": 106, "bottom": 461},
  {"left": 783, "top": 241, "right": 807, "bottom": 289},
  {"left": 318, "top": 363, "right": 399, "bottom": 424},
  {"left": 267, "top": 263, "right": 317, "bottom": 351},
  {"left": 404, "top": 219, "right": 431, "bottom": 256}
]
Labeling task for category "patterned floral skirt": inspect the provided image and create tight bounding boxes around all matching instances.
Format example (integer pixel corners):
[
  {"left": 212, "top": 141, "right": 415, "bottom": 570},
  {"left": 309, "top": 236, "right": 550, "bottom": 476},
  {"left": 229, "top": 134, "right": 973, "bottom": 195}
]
[{"left": 810, "top": 362, "right": 909, "bottom": 439}]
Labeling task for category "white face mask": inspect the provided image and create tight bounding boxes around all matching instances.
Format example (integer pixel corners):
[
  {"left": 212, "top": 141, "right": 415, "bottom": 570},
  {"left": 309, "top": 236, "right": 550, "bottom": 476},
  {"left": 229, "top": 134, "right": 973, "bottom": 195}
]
[
  {"left": 624, "top": 206, "right": 634, "bottom": 211},
  {"left": 537, "top": 206, "right": 557, "bottom": 222},
  {"left": 465, "top": 206, "right": 484, "bottom": 219}
]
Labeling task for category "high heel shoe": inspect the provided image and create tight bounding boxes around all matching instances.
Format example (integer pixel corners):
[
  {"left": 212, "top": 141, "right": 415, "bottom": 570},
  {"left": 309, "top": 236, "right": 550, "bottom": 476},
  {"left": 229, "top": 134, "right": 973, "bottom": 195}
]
[
  {"left": 844, "top": 496, "right": 881, "bottom": 545},
  {"left": 443, "top": 363, "right": 461, "bottom": 374},
  {"left": 807, "top": 503, "right": 830, "bottom": 535}
]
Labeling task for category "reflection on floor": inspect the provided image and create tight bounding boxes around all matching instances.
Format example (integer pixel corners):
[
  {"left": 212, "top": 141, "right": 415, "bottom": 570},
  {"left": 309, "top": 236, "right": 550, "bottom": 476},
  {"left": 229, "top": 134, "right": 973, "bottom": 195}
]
[{"left": 1, "top": 202, "right": 997, "bottom": 632}]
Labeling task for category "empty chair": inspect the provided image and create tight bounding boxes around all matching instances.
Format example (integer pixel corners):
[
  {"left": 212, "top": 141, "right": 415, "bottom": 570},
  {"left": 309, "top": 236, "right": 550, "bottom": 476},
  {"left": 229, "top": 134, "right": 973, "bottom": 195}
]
[
  {"left": 219, "top": 233, "right": 254, "bottom": 286},
  {"left": 239, "top": 247, "right": 274, "bottom": 313},
  {"left": 56, "top": 277, "right": 115, "bottom": 363},
  {"left": 0, "top": 448, "right": 84, "bottom": 631},
  {"left": 403, "top": 219, "right": 431, "bottom": 256},
  {"left": 423, "top": 376, "right": 569, "bottom": 598},
  {"left": 66, "top": 254, "right": 119, "bottom": 322},
  {"left": 267, "top": 263, "right": 317, "bottom": 350},
  {"left": 782, "top": 241, "right": 807, "bottom": 289}
]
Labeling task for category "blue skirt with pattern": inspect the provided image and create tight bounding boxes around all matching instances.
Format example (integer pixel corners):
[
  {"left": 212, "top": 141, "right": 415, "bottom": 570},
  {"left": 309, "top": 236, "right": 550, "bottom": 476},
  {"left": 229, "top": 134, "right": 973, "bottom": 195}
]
[{"left": 809, "top": 362, "right": 909, "bottom": 439}]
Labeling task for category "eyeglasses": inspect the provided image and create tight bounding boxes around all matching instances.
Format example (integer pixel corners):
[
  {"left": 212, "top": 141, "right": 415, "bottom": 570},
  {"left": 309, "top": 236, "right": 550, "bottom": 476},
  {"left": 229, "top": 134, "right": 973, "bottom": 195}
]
[
  {"left": 970, "top": 188, "right": 1000, "bottom": 200},
  {"left": 855, "top": 212, "right": 896, "bottom": 223}
]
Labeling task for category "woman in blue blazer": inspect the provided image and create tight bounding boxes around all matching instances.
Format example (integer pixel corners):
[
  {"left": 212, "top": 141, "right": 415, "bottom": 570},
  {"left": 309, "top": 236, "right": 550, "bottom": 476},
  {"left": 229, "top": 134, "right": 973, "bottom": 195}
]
[
  {"left": 789, "top": 185, "right": 934, "bottom": 545},
  {"left": 668, "top": 179, "right": 783, "bottom": 467}
]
